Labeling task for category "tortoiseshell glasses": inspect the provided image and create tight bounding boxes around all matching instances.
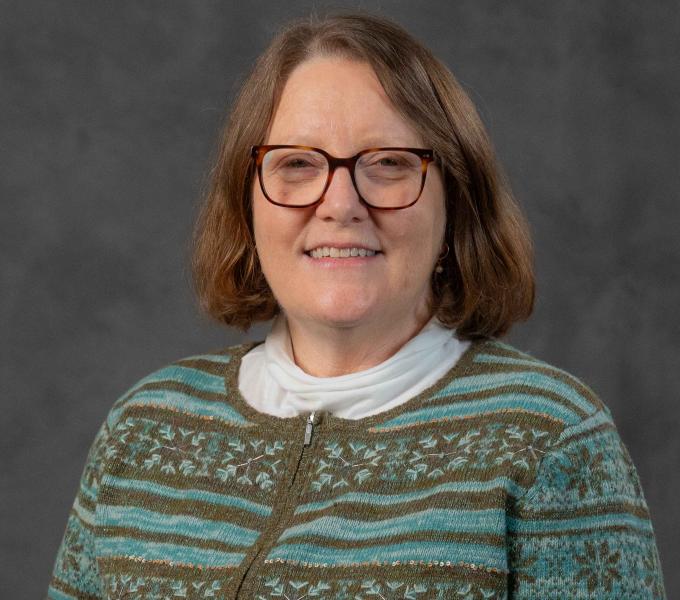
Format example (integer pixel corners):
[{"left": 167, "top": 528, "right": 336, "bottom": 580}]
[{"left": 251, "top": 145, "right": 435, "bottom": 209}]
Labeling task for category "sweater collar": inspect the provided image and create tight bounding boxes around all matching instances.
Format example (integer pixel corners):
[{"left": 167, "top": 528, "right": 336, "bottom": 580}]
[{"left": 257, "top": 313, "right": 469, "bottom": 418}]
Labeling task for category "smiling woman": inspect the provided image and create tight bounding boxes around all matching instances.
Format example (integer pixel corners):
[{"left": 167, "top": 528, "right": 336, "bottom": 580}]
[
  {"left": 250, "top": 57, "right": 449, "bottom": 376},
  {"left": 47, "top": 9, "right": 666, "bottom": 600}
]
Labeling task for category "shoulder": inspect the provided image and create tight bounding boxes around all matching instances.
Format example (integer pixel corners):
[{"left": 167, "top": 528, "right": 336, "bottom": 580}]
[
  {"left": 101, "top": 342, "right": 256, "bottom": 432},
  {"left": 468, "top": 338, "right": 614, "bottom": 433},
  {"left": 465, "top": 339, "right": 635, "bottom": 498}
]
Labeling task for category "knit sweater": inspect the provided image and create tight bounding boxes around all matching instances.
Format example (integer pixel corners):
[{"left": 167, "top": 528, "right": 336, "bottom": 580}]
[{"left": 47, "top": 338, "right": 667, "bottom": 599}]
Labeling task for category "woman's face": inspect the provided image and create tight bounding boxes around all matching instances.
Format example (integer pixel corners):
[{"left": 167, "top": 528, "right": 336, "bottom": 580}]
[{"left": 252, "top": 56, "right": 447, "bottom": 332}]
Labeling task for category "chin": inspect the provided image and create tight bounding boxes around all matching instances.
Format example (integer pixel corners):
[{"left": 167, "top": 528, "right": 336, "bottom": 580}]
[
  {"left": 305, "top": 302, "right": 379, "bottom": 329},
  {"left": 318, "top": 311, "right": 374, "bottom": 329},
  {"left": 282, "top": 284, "right": 383, "bottom": 329}
]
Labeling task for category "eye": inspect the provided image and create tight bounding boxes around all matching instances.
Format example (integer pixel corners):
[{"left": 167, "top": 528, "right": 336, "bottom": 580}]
[
  {"left": 378, "top": 157, "right": 400, "bottom": 167},
  {"left": 273, "top": 152, "right": 325, "bottom": 170},
  {"left": 364, "top": 153, "right": 414, "bottom": 169},
  {"left": 283, "top": 158, "right": 314, "bottom": 169}
]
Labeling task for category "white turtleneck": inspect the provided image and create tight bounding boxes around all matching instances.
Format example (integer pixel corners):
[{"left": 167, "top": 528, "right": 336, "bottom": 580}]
[{"left": 237, "top": 313, "right": 472, "bottom": 419}]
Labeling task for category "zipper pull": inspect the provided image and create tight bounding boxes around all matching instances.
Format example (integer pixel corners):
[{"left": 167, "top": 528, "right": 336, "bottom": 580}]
[{"left": 303, "top": 411, "right": 315, "bottom": 446}]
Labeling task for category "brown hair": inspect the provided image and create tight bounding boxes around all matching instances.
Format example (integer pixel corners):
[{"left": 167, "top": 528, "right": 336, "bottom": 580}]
[{"left": 190, "top": 9, "right": 535, "bottom": 340}]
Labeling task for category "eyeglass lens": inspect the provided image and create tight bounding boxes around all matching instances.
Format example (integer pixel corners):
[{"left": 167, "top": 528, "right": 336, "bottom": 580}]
[{"left": 260, "top": 148, "right": 424, "bottom": 207}]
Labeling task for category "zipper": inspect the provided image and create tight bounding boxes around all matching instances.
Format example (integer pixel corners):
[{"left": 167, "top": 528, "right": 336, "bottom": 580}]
[
  {"left": 304, "top": 410, "right": 316, "bottom": 446},
  {"left": 234, "top": 410, "right": 317, "bottom": 598}
]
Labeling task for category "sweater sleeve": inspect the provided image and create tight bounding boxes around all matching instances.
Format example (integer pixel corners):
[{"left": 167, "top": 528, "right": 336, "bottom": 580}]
[
  {"left": 507, "top": 410, "right": 666, "bottom": 599},
  {"left": 47, "top": 419, "right": 111, "bottom": 600}
]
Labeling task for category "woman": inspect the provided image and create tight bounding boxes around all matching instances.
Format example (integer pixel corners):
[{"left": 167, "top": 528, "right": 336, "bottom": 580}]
[{"left": 48, "top": 11, "right": 666, "bottom": 600}]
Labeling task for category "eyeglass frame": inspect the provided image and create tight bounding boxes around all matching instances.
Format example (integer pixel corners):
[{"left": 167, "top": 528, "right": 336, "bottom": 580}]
[{"left": 250, "top": 144, "right": 435, "bottom": 210}]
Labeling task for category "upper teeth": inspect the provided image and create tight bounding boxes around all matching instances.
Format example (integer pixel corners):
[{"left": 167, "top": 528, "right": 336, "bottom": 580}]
[{"left": 309, "top": 247, "right": 377, "bottom": 258}]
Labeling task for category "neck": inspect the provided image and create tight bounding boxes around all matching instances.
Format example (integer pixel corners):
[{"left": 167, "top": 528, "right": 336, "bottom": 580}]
[{"left": 284, "top": 308, "right": 433, "bottom": 377}]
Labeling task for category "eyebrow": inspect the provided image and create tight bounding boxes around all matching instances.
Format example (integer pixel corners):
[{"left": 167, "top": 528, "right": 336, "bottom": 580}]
[{"left": 274, "top": 136, "right": 419, "bottom": 151}]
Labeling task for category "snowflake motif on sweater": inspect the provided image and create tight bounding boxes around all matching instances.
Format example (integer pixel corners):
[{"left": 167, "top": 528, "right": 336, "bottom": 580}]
[{"left": 47, "top": 338, "right": 667, "bottom": 599}]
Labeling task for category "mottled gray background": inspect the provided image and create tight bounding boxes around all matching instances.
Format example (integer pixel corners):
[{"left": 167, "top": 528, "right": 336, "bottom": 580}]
[{"left": 2, "top": 1, "right": 678, "bottom": 598}]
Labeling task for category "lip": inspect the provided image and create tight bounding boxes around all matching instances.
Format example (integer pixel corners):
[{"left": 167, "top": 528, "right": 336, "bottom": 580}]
[{"left": 304, "top": 242, "right": 382, "bottom": 253}]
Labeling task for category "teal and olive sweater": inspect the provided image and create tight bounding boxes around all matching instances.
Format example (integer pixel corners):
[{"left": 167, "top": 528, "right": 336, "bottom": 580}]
[{"left": 47, "top": 338, "right": 667, "bottom": 599}]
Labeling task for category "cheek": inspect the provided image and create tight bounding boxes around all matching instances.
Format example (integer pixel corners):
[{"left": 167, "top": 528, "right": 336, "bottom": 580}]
[
  {"left": 252, "top": 193, "right": 307, "bottom": 268},
  {"left": 252, "top": 192, "right": 281, "bottom": 246},
  {"left": 391, "top": 201, "right": 444, "bottom": 258},
  {"left": 381, "top": 223, "right": 437, "bottom": 292},
  {"left": 401, "top": 207, "right": 445, "bottom": 289},
  {"left": 252, "top": 197, "right": 281, "bottom": 278}
]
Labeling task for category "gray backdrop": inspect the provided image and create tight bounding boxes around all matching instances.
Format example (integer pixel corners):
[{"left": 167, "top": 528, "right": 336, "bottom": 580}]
[{"left": 2, "top": 1, "right": 678, "bottom": 598}]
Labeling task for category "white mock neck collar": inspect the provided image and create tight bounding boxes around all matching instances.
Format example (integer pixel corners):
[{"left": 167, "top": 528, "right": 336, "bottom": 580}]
[{"left": 238, "top": 312, "right": 471, "bottom": 419}]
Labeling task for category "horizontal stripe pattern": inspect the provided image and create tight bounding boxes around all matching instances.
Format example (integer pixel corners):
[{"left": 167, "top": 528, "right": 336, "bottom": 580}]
[
  {"left": 294, "top": 476, "right": 528, "bottom": 514},
  {"left": 265, "top": 540, "right": 508, "bottom": 572},
  {"left": 116, "top": 362, "right": 230, "bottom": 400},
  {"left": 96, "top": 536, "right": 245, "bottom": 566},
  {"left": 110, "top": 387, "right": 251, "bottom": 425},
  {"left": 507, "top": 511, "right": 655, "bottom": 535},
  {"left": 47, "top": 339, "right": 666, "bottom": 599},
  {"left": 280, "top": 507, "right": 506, "bottom": 541},
  {"left": 98, "top": 503, "right": 260, "bottom": 546},
  {"left": 376, "top": 392, "right": 583, "bottom": 430},
  {"left": 439, "top": 370, "right": 597, "bottom": 415},
  {"left": 73, "top": 495, "right": 95, "bottom": 527},
  {"left": 102, "top": 474, "right": 272, "bottom": 517}
]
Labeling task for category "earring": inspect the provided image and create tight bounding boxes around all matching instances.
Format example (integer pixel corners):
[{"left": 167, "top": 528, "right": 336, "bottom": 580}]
[{"left": 434, "top": 242, "right": 449, "bottom": 274}]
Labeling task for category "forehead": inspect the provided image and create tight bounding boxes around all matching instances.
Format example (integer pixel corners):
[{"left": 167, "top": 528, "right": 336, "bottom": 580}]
[{"left": 266, "top": 56, "right": 423, "bottom": 148}]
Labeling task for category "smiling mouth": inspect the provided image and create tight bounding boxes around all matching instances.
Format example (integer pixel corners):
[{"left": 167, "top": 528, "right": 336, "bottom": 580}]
[{"left": 305, "top": 247, "right": 383, "bottom": 259}]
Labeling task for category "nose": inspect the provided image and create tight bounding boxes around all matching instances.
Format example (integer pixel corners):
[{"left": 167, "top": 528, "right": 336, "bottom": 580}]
[{"left": 314, "top": 165, "right": 370, "bottom": 223}]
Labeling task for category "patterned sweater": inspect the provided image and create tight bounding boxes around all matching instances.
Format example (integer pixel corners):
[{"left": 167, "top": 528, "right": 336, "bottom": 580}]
[{"left": 47, "top": 338, "right": 667, "bottom": 599}]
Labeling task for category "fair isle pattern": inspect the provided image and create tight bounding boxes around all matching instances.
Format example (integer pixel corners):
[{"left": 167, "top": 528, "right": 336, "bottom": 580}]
[{"left": 47, "top": 338, "right": 667, "bottom": 599}]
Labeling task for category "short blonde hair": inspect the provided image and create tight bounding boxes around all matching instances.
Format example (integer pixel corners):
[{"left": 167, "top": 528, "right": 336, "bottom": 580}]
[{"left": 191, "top": 10, "right": 535, "bottom": 340}]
